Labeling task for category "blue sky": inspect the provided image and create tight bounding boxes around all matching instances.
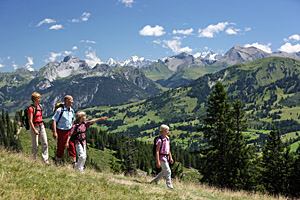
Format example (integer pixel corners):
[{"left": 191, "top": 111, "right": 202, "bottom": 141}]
[{"left": 0, "top": 0, "right": 300, "bottom": 72}]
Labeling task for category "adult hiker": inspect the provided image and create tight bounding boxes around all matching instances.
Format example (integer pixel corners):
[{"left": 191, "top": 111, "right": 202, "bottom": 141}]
[
  {"left": 28, "top": 92, "right": 50, "bottom": 165},
  {"left": 65, "top": 111, "right": 108, "bottom": 172},
  {"left": 52, "top": 95, "right": 75, "bottom": 166}
]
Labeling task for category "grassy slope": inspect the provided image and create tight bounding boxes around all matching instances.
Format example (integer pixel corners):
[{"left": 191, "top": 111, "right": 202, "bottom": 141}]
[{"left": 0, "top": 148, "right": 287, "bottom": 200}]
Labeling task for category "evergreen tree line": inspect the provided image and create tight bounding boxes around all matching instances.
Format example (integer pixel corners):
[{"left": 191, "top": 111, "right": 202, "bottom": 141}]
[
  {"left": 200, "top": 81, "right": 300, "bottom": 197},
  {"left": 0, "top": 110, "right": 22, "bottom": 151}
]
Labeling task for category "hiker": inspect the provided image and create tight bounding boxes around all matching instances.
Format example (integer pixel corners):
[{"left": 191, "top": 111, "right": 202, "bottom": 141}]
[
  {"left": 65, "top": 111, "right": 108, "bottom": 172},
  {"left": 28, "top": 92, "right": 49, "bottom": 165},
  {"left": 52, "top": 95, "right": 76, "bottom": 166},
  {"left": 150, "top": 124, "right": 174, "bottom": 189}
]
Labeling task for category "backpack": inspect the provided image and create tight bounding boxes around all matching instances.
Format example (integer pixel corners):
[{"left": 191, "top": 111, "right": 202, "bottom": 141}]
[
  {"left": 53, "top": 102, "right": 65, "bottom": 124},
  {"left": 22, "top": 104, "right": 43, "bottom": 130},
  {"left": 70, "top": 123, "right": 86, "bottom": 148},
  {"left": 152, "top": 136, "right": 164, "bottom": 157}
]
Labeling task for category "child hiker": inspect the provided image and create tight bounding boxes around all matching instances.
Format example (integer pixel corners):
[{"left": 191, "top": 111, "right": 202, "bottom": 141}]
[
  {"left": 151, "top": 124, "right": 174, "bottom": 189},
  {"left": 65, "top": 111, "right": 108, "bottom": 173}
]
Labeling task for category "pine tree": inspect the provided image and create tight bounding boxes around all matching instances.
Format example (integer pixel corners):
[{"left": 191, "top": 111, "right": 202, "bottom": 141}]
[
  {"left": 200, "top": 81, "right": 234, "bottom": 187},
  {"left": 281, "top": 142, "right": 294, "bottom": 196},
  {"left": 200, "top": 82, "right": 251, "bottom": 189},
  {"left": 229, "top": 100, "right": 254, "bottom": 189},
  {"left": 123, "top": 132, "right": 136, "bottom": 176},
  {"left": 290, "top": 146, "right": 300, "bottom": 197},
  {"left": 261, "top": 127, "right": 285, "bottom": 195}
]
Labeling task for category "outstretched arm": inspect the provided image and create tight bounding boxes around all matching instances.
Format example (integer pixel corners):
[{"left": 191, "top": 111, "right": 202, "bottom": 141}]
[{"left": 89, "top": 117, "right": 108, "bottom": 124}]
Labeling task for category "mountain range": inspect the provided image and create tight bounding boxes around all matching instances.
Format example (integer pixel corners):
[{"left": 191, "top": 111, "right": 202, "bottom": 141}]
[
  {"left": 85, "top": 56, "right": 300, "bottom": 141},
  {"left": 1, "top": 45, "right": 300, "bottom": 117}
]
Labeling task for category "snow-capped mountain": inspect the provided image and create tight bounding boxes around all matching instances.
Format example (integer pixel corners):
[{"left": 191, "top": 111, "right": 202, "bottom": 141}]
[
  {"left": 193, "top": 51, "right": 223, "bottom": 62},
  {"left": 107, "top": 56, "right": 154, "bottom": 68},
  {"left": 40, "top": 56, "right": 90, "bottom": 82},
  {"left": 107, "top": 58, "right": 118, "bottom": 67}
]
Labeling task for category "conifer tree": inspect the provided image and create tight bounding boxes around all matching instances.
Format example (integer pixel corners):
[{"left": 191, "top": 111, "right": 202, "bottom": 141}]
[
  {"left": 200, "top": 81, "right": 234, "bottom": 187},
  {"left": 261, "top": 127, "right": 285, "bottom": 195},
  {"left": 281, "top": 142, "right": 294, "bottom": 196},
  {"left": 290, "top": 146, "right": 300, "bottom": 197},
  {"left": 230, "top": 100, "right": 254, "bottom": 189},
  {"left": 200, "top": 82, "right": 251, "bottom": 189}
]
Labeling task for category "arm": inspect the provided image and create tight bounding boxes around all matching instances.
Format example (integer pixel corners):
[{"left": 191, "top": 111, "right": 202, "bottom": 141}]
[
  {"left": 52, "top": 108, "right": 62, "bottom": 140},
  {"left": 52, "top": 120, "right": 58, "bottom": 140},
  {"left": 156, "top": 145, "right": 161, "bottom": 168},
  {"left": 89, "top": 117, "right": 108, "bottom": 124},
  {"left": 169, "top": 150, "right": 174, "bottom": 164},
  {"left": 65, "top": 125, "right": 75, "bottom": 149},
  {"left": 28, "top": 112, "right": 39, "bottom": 135},
  {"left": 65, "top": 134, "right": 71, "bottom": 149}
]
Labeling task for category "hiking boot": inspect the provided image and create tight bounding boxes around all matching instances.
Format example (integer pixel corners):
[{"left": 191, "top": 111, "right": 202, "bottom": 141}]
[
  {"left": 44, "top": 160, "right": 50, "bottom": 166},
  {"left": 55, "top": 160, "right": 61, "bottom": 167},
  {"left": 167, "top": 184, "right": 174, "bottom": 189}
]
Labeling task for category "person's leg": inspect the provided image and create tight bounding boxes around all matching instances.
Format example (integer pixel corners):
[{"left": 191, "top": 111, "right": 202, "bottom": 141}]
[
  {"left": 68, "top": 140, "right": 76, "bottom": 164},
  {"left": 56, "top": 129, "right": 67, "bottom": 164},
  {"left": 161, "top": 161, "right": 173, "bottom": 189},
  {"left": 151, "top": 160, "right": 165, "bottom": 184},
  {"left": 39, "top": 125, "right": 49, "bottom": 164},
  {"left": 75, "top": 144, "right": 87, "bottom": 172},
  {"left": 30, "top": 126, "right": 39, "bottom": 160}
]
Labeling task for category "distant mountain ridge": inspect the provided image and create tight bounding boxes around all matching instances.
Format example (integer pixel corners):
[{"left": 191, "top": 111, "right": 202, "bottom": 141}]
[
  {"left": 93, "top": 57, "right": 300, "bottom": 135},
  {"left": 1, "top": 45, "right": 300, "bottom": 116},
  {"left": 0, "top": 56, "right": 161, "bottom": 116}
]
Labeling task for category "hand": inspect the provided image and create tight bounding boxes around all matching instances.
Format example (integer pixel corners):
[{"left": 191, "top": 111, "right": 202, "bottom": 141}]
[
  {"left": 156, "top": 162, "right": 161, "bottom": 168},
  {"left": 34, "top": 130, "right": 39, "bottom": 135},
  {"left": 101, "top": 117, "right": 108, "bottom": 120},
  {"left": 170, "top": 158, "right": 174, "bottom": 164},
  {"left": 53, "top": 132, "right": 58, "bottom": 140},
  {"left": 65, "top": 142, "right": 69, "bottom": 149}
]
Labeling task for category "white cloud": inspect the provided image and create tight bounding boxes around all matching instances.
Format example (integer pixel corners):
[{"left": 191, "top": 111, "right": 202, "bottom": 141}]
[
  {"left": 139, "top": 25, "right": 165, "bottom": 36},
  {"left": 12, "top": 62, "right": 18, "bottom": 70},
  {"left": 0, "top": 63, "right": 4, "bottom": 68},
  {"left": 72, "top": 12, "right": 91, "bottom": 23},
  {"left": 153, "top": 39, "right": 161, "bottom": 44},
  {"left": 226, "top": 28, "right": 238, "bottom": 35},
  {"left": 25, "top": 56, "right": 34, "bottom": 71},
  {"left": 49, "top": 24, "right": 63, "bottom": 30},
  {"left": 245, "top": 27, "right": 251, "bottom": 32},
  {"left": 85, "top": 47, "right": 103, "bottom": 67},
  {"left": 173, "top": 28, "right": 194, "bottom": 35},
  {"left": 120, "top": 0, "right": 134, "bottom": 7},
  {"left": 36, "top": 18, "right": 56, "bottom": 27},
  {"left": 162, "top": 39, "right": 192, "bottom": 54},
  {"left": 284, "top": 34, "right": 300, "bottom": 42},
  {"left": 46, "top": 51, "right": 72, "bottom": 62},
  {"left": 72, "top": 46, "right": 78, "bottom": 50},
  {"left": 244, "top": 42, "right": 272, "bottom": 53},
  {"left": 80, "top": 40, "right": 96, "bottom": 44},
  {"left": 198, "top": 22, "right": 229, "bottom": 38},
  {"left": 278, "top": 43, "right": 300, "bottom": 53}
]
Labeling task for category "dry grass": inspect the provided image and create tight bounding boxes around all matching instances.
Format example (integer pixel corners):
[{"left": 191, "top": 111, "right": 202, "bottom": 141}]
[{"left": 0, "top": 147, "right": 289, "bottom": 200}]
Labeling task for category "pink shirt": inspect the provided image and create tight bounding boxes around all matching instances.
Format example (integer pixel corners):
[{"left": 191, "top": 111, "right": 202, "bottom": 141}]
[
  {"left": 70, "top": 121, "right": 91, "bottom": 146},
  {"left": 156, "top": 135, "right": 170, "bottom": 162}
]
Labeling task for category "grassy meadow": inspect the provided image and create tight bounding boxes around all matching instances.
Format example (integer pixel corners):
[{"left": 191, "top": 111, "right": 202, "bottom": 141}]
[{"left": 0, "top": 148, "right": 289, "bottom": 200}]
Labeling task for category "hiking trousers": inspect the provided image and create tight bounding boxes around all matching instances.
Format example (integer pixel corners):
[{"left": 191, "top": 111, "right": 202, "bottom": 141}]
[
  {"left": 30, "top": 124, "right": 49, "bottom": 163},
  {"left": 151, "top": 160, "right": 173, "bottom": 188},
  {"left": 56, "top": 129, "right": 76, "bottom": 159},
  {"left": 75, "top": 143, "right": 87, "bottom": 172}
]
